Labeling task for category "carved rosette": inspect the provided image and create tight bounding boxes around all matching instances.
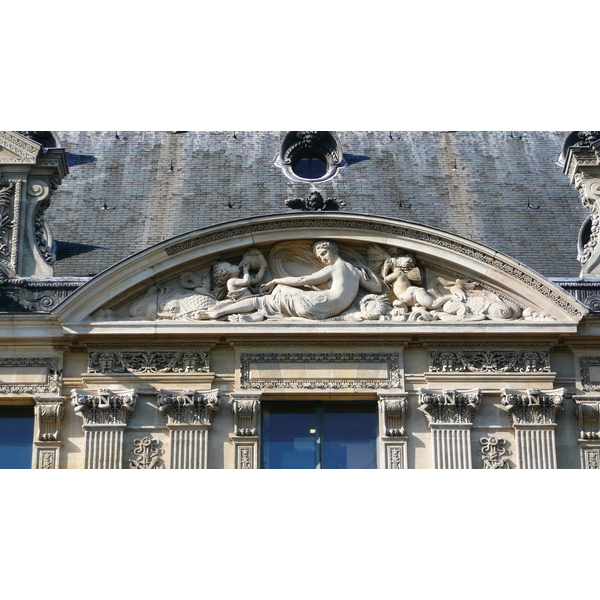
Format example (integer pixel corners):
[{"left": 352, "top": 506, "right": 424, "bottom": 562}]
[
  {"left": 230, "top": 392, "right": 262, "bottom": 469},
  {"left": 32, "top": 397, "right": 65, "bottom": 469},
  {"left": 72, "top": 388, "right": 138, "bottom": 425},
  {"left": 157, "top": 389, "right": 220, "bottom": 426},
  {"left": 429, "top": 350, "right": 550, "bottom": 373},
  {"left": 500, "top": 388, "right": 565, "bottom": 426},
  {"left": 418, "top": 388, "right": 481, "bottom": 425}
]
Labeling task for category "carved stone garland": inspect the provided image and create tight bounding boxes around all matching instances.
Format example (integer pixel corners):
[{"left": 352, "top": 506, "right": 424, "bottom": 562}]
[
  {"left": 572, "top": 396, "right": 600, "bottom": 469},
  {"left": 157, "top": 389, "right": 220, "bottom": 469},
  {"left": 377, "top": 392, "right": 408, "bottom": 469},
  {"left": 501, "top": 388, "right": 565, "bottom": 469},
  {"left": 418, "top": 388, "right": 481, "bottom": 469},
  {"left": 72, "top": 389, "right": 138, "bottom": 469},
  {"left": 230, "top": 393, "right": 262, "bottom": 469},
  {"left": 33, "top": 397, "right": 65, "bottom": 469}
]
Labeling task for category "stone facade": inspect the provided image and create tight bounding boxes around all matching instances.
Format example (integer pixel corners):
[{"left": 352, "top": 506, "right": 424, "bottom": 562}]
[{"left": 1, "top": 131, "right": 598, "bottom": 469}]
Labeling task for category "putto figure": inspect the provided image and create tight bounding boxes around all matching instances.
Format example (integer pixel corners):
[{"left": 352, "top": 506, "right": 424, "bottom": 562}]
[{"left": 192, "top": 241, "right": 382, "bottom": 322}]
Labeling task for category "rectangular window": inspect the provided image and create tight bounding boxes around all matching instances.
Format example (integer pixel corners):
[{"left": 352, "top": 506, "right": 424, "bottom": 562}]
[
  {"left": 261, "top": 402, "right": 378, "bottom": 469},
  {"left": 0, "top": 406, "right": 34, "bottom": 469}
]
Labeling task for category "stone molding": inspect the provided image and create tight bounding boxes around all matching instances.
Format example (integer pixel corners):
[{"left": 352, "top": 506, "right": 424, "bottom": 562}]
[
  {"left": 418, "top": 388, "right": 481, "bottom": 425},
  {"left": 239, "top": 352, "right": 402, "bottom": 390},
  {"left": 500, "top": 388, "right": 565, "bottom": 426},
  {"left": 0, "top": 131, "right": 41, "bottom": 162},
  {"left": 0, "top": 356, "right": 60, "bottom": 395},
  {"left": 429, "top": 349, "right": 550, "bottom": 373},
  {"left": 157, "top": 388, "right": 220, "bottom": 426},
  {"left": 88, "top": 350, "right": 210, "bottom": 374}
]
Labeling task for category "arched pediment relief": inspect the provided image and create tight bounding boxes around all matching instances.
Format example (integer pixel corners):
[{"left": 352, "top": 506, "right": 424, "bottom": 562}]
[{"left": 54, "top": 214, "right": 587, "bottom": 327}]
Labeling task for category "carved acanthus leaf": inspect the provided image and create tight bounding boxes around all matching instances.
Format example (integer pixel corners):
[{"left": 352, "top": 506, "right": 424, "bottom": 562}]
[
  {"left": 157, "top": 389, "right": 220, "bottom": 426},
  {"left": 71, "top": 389, "right": 138, "bottom": 425},
  {"left": 418, "top": 388, "right": 481, "bottom": 424},
  {"left": 501, "top": 388, "right": 565, "bottom": 425}
]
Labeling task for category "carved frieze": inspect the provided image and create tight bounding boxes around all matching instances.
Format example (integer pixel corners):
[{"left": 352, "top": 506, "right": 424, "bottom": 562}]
[
  {"left": 71, "top": 388, "right": 138, "bottom": 425},
  {"left": 88, "top": 350, "right": 210, "bottom": 374},
  {"left": 418, "top": 388, "right": 481, "bottom": 424},
  {"left": 240, "top": 352, "right": 401, "bottom": 390},
  {"left": 479, "top": 435, "right": 510, "bottom": 469},
  {"left": 501, "top": 388, "right": 565, "bottom": 425},
  {"left": 129, "top": 437, "right": 164, "bottom": 469},
  {"left": 429, "top": 349, "right": 550, "bottom": 373},
  {"left": 157, "top": 389, "right": 220, "bottom": 426},
  {"left": 0, "top": 131, "right": 41, "bottom": 162},
  {"left": 0, "top": 356, "right": 59, "bottom": 394}
]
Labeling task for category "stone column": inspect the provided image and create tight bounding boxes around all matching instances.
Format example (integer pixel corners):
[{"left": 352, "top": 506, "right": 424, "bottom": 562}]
[
  {"left": 72, "top": 389, "right": 138, "bottom": 469},
  {"left": 501, "top": 388, "right": 565, "bottom": 469},
  {"left": 377, "top": 392, "right": 408, "bottom": 469},
  {"left": 32, "top": 397, "right": 65, "bottom": 469},
  {"left": 418, "top": 388, "right": 481, "bottom": 469},
  {"left": 157, "top": 389, "right": 220, "bottom": 469},
  {"left": 230, "top": 393, "right": 262, "bottom": 469},
  {"left": 573, "top": 396, "right": 600, "bottom": 469}
]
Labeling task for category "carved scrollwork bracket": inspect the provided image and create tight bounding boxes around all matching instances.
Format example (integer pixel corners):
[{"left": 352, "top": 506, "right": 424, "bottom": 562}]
[
  {"left": 231, "top": 393, "right": 261, "bottom": 436},
  {"left": 32, "top": 397, "right": 65, "bottom": 469},
  {"left": 418, "top": 388, "right": 481, "bottom": 425},
  {"left": 573, "top": 396, "right": 600, "bottom": 441},
  {"left": 377, "top": 392, "right": 408, "bottom": 436}
]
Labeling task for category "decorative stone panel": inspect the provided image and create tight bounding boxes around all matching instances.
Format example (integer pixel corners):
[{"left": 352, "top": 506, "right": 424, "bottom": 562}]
[
  {"left": 239, "top": 352, "right": 402, "bottom": 390},
  {"left": 33, "top": 397, "right": 65, "bottom": 469},
  {"left": 0, "top": 356, "right": 59, "bottom": 395},
  {"left": 377, "top": 392, "right": 408, "bottom": 469},
  {"left": 71, "top": 388, "right": 138, "bottom": 469},
  {"left": 129, "top": 437, "right": 164, "bottom": 469},
  {"left": 501, "top": 388, "right": 565, "bottom": 469},
  {"left": 579, "top": 357, "right": 600, "bottom": 391},
  {"left": 479, "top": 435, "right": 510, "bottom": 469},
  {"left": 418, "top": 388, "right": 481, "bottom": 469},
  {"left": 157, "top": 389, "right": 220, "bottom": 469}
]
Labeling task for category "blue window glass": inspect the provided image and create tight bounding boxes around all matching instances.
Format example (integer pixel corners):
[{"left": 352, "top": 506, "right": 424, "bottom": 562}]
[
  {"left": 292, "top": 157, "right": 327, "bottom": 180},
  {"left": 0, "top": 406, "right": 34, "bottom": 469},
  {"left": 262, "top": 402, "right": 377, "bottom": 469}
]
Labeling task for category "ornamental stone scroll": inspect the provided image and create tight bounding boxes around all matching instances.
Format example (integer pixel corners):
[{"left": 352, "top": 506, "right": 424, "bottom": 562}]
[
  {"left": 230, "top": 393, "right": 262, "bottom": 469},
  {"left": 71, "top": 388, "right": 138, "bottom": 469},
  {"left": 156, "top": 389, "right": 221, "bottom": 469},
  {"left": 501, "top": 388, "right": 566, "bottom": 469},
  {"left": 418, "top": 388, "right": 481, "bottom": 469}
]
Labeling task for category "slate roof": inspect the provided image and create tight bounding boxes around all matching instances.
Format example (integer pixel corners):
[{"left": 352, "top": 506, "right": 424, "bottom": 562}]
[{"left": 45, "top": 131, "right": 585, "bottom": 279}]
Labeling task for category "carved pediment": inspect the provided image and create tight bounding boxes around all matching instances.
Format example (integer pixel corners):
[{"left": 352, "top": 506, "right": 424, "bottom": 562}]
[
  {"left": 0, "top": 131, "right": 42, "bottom": 164},
  {"left": 55, "top": 214, "right": 587, "bottom": 328}
]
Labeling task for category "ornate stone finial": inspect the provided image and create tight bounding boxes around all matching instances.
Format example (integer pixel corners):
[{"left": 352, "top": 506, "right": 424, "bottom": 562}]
[
  {"left": 418, "top": 388, "right": 481, "bottom": 424},
  {"left": 479, "top": 435, "right": 510, "bottom": 469},
  {"left": 157, "top": 389, "right": 220, "bottom": 426},
  {"left": 129, "top": 437, "right": 164, "bottom": 469},
  {"left": 500, "top": 388, "right": 565, "bottom": 425},
  {"left": 71, "top": 388, "right": 138, "bottom": 425},
  {"left": 285, "top": 191, "right": 346, "bottom": 212}
]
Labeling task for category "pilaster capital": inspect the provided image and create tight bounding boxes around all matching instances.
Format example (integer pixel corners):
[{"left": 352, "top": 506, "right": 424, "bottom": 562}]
[
  {"left": 71, "top": 388, "right": 137, "bottom": 426},
  {"left": 501, "top": 388, "right": 565, "bottom": 426},
  {"left": 157, "top": 388, "right": 220, "bottom": 426},
  {"left": 33, "top": 396, "right": 65, "bottom": 442},
  {"left": 418, "top": 388, "right": 481, "bottom": 425}
]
